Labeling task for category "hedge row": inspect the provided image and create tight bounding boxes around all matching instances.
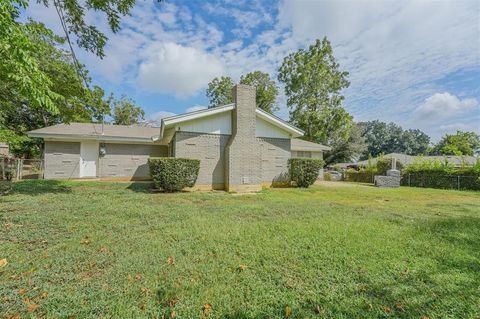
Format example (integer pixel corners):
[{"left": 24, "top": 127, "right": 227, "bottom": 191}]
[
  {"left": 148, "top": 157, "right": 200, "bottom": 192},
  {"left": 345, "top": 169, "right": 376, "bottom": 183},
  {"left": 288, "top": 157, "right": 324, "bottom": 188},
  {"left": 402, "top": 160, "right": 480, "bottom": 190}
]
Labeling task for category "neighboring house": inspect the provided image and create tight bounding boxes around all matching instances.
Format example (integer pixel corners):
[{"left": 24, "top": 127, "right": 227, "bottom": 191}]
[
  {"left": 335, "top": 152, "right": 478, "bottom": 170},
  {"left": 28, "top": 85, "right": 330, "bottom": 191}
]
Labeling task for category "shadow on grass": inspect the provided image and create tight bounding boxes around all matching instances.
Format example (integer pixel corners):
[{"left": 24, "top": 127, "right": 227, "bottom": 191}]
[
  {"left": 126, "top": 181, "right": 154, "bottom": 193},
  {"left": 9, "top": 179, "right": 71, "bottom": 195}
]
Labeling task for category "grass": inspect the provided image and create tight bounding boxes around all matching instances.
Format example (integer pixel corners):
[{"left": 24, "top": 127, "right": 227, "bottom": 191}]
[{"left": 1, "top": 180, "right": 479, "bottom": 318}]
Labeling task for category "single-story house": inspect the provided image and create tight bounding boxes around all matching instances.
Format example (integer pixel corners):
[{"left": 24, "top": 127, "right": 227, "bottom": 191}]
[
  {"left": 334, "top": 152, "right": 478, "bottom": 170},
  {"left": 28, "top": 84, "right": 330, "bottom": 191}
]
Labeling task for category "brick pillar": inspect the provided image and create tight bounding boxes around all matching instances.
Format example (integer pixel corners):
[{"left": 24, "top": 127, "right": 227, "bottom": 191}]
[{"left": 224, "top": 84, "right": 262, "bottom": 192}]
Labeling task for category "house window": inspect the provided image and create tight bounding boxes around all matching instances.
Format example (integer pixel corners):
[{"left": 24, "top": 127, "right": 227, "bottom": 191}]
[{"left": 297, "top": 151, "right": 312, "bottom": 158}]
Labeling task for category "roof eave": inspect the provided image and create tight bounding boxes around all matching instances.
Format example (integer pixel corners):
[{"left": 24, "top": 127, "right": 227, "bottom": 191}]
[
  {"left": 27, "top": 132, "right": 155, "bottom": 143},
  {"left": 255, "top": 108, "right": 304, "bottom": 137}
]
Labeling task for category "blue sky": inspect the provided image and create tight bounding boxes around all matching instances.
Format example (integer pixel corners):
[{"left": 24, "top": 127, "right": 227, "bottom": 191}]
[{"left": 27, "top": 0, "right": 479, "bottom": 141}]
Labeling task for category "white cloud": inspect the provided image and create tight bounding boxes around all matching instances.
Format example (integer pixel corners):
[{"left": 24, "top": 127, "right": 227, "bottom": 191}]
[
  {"left": 186, "top": 105, "right": 207, "bottom": 113},
  {"left": 277, "top": 0, "right": 480, "bottom": 120},
  {"left": 414, "top": 92, "right": 478, "bottom": 121},
  {"left": 137, "top": 42, "right": 225, "bottom": 97}
]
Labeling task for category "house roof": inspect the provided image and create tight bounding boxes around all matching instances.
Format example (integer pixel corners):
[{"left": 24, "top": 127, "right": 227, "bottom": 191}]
[
  {"left": 291, "top": 139, "right": 331, "bottom": 152},
  {"left": 28, "top": 123, "right": 160, "bottom": 143},
  {"left": 159, "top": 104, "right": 304, "bottom": 139},
  {"left": 336, "top": 153, "right": 478, "bottom": 168}
]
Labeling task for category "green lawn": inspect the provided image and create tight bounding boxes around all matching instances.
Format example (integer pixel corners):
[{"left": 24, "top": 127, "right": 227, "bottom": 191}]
[{"left": 1, "top": 181, "right": 479, "bottom": 318}]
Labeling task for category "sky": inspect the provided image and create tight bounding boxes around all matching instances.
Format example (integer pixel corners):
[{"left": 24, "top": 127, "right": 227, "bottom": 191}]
[{"left": 26, "top": 0, "right": 480, "bottom": 142}]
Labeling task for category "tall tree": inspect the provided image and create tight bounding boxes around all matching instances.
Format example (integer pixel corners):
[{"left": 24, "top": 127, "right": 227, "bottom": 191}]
[
  {"left": 240, "top": 71, "right": 279, "bottom": 113},
  {"left": 324, "top": 123, "right": 367, "bottom": 165},
  {"left": 110, "top": 95, "right": 145, "bottom": 125},
  {"left": 0, "top": 21, "right": 110, "bottom": 157},
  {"left": 206, "top": 76, "right": 235, "bottom": 108},
  {"left": 278, "top": 37, "right": 352, "bottom": 145},
  {"left": 2, "top": 0, "right": 142, "bottom": 113},
  {"left": 206, "top": 71, "right": 279, "bottom": 113},
  {"left": 430, "top": 131, "right": 480, "bottom": 156}
]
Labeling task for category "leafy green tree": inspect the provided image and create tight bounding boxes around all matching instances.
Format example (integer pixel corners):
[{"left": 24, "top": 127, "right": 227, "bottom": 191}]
[
  {"left": 110, "top": 95, "right": 145, "bottom": 125},
  {"left": 358, "top": 120, "right": 430, "bottom": 159},
  {"left": 0, "top": 21, "right": 110, "bottom": 157},
  {"left": 1, "top": 0, "right": 140, "bottom": 113},
  {"left": 240, "top": 71, "right": 279, "bottom": 113},
  {"left": 430, "top": 131, "right": 480, "bottom": 156},
  {"left": 324, "top": 123, "right": 367, "bottom": 165},
  {"left": 400, "top": 129, "right": 430, "bottom": 155},
  {"left": 206, "top": 76, "right": 235, "bottom": 108},
  {"left": 278, "top": 37, "right": 352, "bottom": 145},
  {"left": 0, "top": 2, "right": 60, "bottom": 114},
  {"left": 206, "top": 71, "right": 279, "bottom": 113}
]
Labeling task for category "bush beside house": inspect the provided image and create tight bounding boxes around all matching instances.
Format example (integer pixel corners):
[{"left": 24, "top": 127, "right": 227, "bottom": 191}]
[
  {"left": 288, "top": 158, "right": 324, "bottom": 188},
  {"left": 148, "top": 158, "right": 200, "bottom": 192}
]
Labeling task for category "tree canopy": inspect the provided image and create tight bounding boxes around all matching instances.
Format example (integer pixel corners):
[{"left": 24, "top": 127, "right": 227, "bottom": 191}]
[
  {"left": 324, "top": 123, "right": 367, "bottom": 165},
  {"left": 206, "top": 71, "right": 279, "bottom": 113},
  {"left": 278, "top": 37, "right": 352, "bottom": 145},
  {"left": 1, "top": 0, "right": 139, "bottom": 114},
  {"left": 110, "top": 95, "right": 145, "bottom": 125},
  {"left": 206, "top": 76, "right": 235, "bottom": 108},
  {"left": 358, "top": 120, "right": 430, "bottom": 159},
  {"left": 0, "top": 21, "right": 110, "bottom": 157},
  {"left": 430, "top": 131, "right": 480, "bottom": 156}
]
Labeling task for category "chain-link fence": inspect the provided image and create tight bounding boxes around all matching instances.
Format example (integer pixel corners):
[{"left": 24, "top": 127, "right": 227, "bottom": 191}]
[
  {"left": 401, "top": 173, "right": 480, "bottom": 191},
  {"left": 1, "top": 158, "right": 44, "bottom": 180}
]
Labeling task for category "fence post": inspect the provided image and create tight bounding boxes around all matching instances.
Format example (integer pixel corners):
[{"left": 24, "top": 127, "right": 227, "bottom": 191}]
[
  {"left": 408, "top": 173, "right": 411, "bottom": 187},
  {"left": 457, "top": 175, "right": 460, "bottom": 190},
  {"left": 1, "top": 159, "right": 4, "bottom": 180},
  {"left": 16, "top": 160, "right": 21, "bottom": 180}
]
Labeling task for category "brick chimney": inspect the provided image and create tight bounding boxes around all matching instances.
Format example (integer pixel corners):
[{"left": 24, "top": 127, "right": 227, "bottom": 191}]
[{"left": 224, "top": 84, "right": 262, "bottom": 192}]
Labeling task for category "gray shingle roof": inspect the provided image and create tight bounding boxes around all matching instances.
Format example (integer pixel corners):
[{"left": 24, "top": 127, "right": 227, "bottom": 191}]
[{"left": 28, "top": 123, "right": 160, "bottom": 141}]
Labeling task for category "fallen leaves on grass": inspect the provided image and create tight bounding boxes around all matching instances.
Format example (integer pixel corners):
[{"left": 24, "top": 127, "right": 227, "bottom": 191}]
[
  {"left": 169, "top": 297, "right": 178, "bottom": 306},
  {"left": 80, "top": 238, "right": 91, "bottom": 245},
  {"left": 141, "top": 287, "right": 150, "bottom": 296},
  {"left": 167, "top": 256, "right": 174, "bottom": 265},
  {"left": 383, "top": 306, "right": 391, "bottom": 313},
  {"left": 135, "top": 273, "right": 143, "bottom": 280},
  {"left": 18, "top": 288, "right": 27, "bottom": 295},
  {"left": 237, "top": 264, "right": 248, "bottom": 272},
  {"left": 202, "top": 303, "right": 212, "bottom": 316},
  {"left": 285, "top": 306, "right": 292, "bottom": 317},
  {"left": 8, "top": 314, "right": 20, "bottom": 319},
  {"left": 0, "top": 258, "right": 8, "bottom": 268},
  {"left": 26, "top": 302, "right": 38, "bottom": 313},
  {"left": 170, "top": 310, "right": 176, "bottom": 318}
]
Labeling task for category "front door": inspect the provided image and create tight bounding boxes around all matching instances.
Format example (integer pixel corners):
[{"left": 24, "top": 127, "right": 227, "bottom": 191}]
[{"left": 80, "top": 142, "right": 98, "bottom": 177}]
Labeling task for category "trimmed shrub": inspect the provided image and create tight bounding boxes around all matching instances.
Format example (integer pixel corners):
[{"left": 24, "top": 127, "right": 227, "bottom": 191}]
[
  {"left": 288, "top": 158, "right": 324, "bottom": 188},
  {"left": 345, "top": 168, "right": 376, "bottom": 183},
  {"left": 148, "top": 157, "right": 200, "bottom": 192}
]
